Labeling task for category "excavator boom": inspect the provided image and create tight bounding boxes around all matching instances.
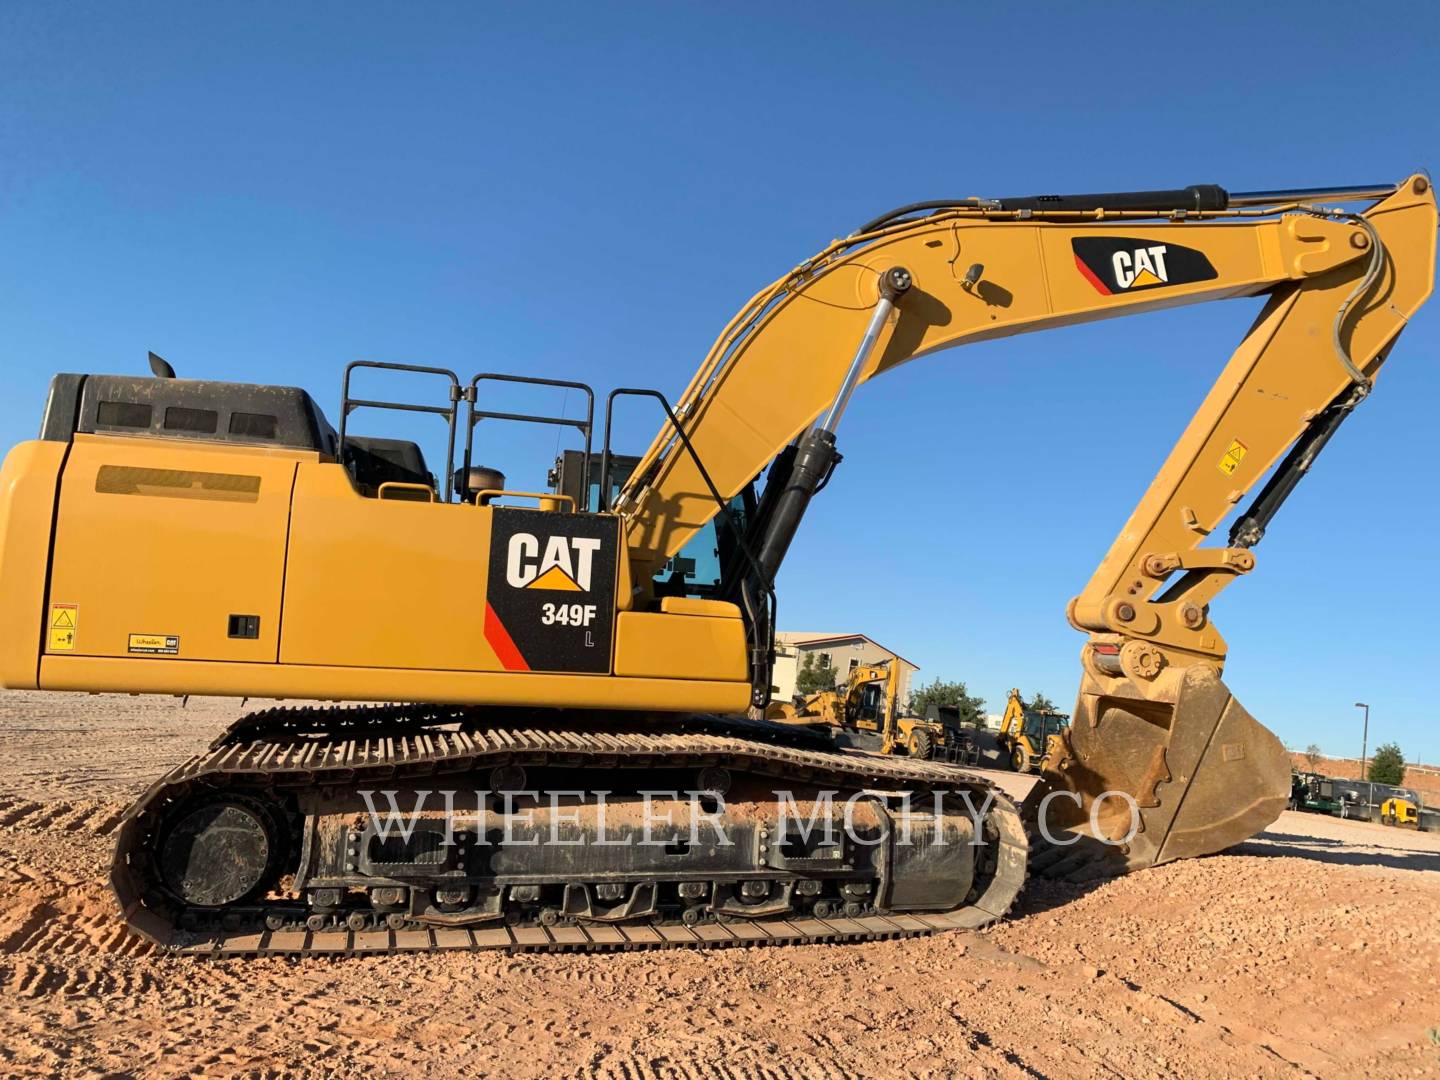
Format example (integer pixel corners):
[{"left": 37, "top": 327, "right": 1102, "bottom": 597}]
[{"left": 620, "top": 178, "right": 1435, "bottom": 573}]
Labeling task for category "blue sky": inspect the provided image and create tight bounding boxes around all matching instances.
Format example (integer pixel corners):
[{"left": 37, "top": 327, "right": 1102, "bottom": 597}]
[{"left": 1, "top": 2, "right": 1436, "bottom": 762}]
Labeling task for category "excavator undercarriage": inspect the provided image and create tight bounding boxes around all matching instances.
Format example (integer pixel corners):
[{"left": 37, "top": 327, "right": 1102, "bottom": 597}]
[{"left": 114, "top": 708, "right": 1026, "bottom": 954}]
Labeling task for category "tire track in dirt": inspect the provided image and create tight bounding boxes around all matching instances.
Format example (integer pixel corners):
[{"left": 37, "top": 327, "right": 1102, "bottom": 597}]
[
  {"left": 573, "top": 1055, "right": 858, "bottom": 1080},
  {"left": 0, "top": 796, "right": 129, "bottom": 834},
  {"left": 0, "top": 956, "right": 167, "bottom": 1000},
  {"left": 13, "top": 889, "right": 154, "bottom": 957},
  {"left": 0, "top": 892, "right": 55, "bottom": 954}
]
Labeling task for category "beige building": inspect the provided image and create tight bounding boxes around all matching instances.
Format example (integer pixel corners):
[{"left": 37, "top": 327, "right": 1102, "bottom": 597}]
[{"left": 771, "top": 632, "right": 919, "bottom": 705}]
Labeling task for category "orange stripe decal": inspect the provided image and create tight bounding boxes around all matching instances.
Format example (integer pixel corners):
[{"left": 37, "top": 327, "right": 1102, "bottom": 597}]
[
  {"left": 484, "top": 603, "right": 530, "bottom": 671},
  {"left": 1074, "top": 252, "right": 1112, "bottom": 295}
]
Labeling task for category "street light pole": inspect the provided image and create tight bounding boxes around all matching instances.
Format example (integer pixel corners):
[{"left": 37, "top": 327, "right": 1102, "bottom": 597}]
[
  {"left": 1355, "top": 702, "right": 1370, "bottom": 780},
  {"left": 1355, "top": 701, "right": 1371, "bottom": 813}
]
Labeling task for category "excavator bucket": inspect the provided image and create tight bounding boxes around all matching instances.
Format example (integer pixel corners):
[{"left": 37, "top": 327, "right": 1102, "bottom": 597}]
[{"left": 1023, "top": 663, "right": 1290, "bottom": 882}]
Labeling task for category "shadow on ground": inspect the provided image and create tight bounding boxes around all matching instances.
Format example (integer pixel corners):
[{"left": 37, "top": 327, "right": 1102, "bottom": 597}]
[
  {"left": 1007, "top": 877, "right": 1109, "bottom": 918},
  {"left": 1013, "top": 826, "right": 1440, "bottom": 919},
  {"left": 1237, "top": 835, "right": 1440, "bottom": 873}
]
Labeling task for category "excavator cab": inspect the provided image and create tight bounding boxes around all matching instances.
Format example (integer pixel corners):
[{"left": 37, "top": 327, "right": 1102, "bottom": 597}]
[{"left": 549, "top": 448, "right": 756, "bottom": 603}]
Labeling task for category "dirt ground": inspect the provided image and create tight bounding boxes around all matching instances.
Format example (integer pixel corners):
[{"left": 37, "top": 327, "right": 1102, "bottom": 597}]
[{"left": 2, "top": 693, "right": 1438, "bottom": 1079}]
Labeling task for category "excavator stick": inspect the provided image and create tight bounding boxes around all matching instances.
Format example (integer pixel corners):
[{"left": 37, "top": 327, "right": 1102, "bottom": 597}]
[
  {"left": 1026, "top": 663, "right": 1290, "bottom": 880},
  {"left": 1026, "top": 175, "right": 1437, "bottom": 879}
]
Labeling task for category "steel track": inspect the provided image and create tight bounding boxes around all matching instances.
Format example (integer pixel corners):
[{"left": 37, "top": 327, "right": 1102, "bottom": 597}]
[{"left": 112, "top": 707, "right": 1029, "bottom": 957}]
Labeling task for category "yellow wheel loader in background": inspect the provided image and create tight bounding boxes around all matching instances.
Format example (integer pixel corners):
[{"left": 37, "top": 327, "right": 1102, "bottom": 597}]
[
  {"left": 766, "top": 661, "right": 952, "bottom": 760},
  {"left": 997, "top": 689, "right": 1070, "bottom": 774},
  {"left": 0, "top": 174, "right": 1434, "bottom": 955}
]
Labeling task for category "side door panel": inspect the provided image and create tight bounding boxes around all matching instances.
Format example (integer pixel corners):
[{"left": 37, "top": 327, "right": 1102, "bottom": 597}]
[
  {"left": 280, "top": 466, "right": 620, "bottom": 675},
  {"left": 48, "top": 435, "right": 298, "bottom": 663}
]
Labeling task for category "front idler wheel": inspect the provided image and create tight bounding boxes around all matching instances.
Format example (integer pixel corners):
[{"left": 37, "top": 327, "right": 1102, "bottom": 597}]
[{"left": 156, "top": 792, "right": 288, "bottom": 909}]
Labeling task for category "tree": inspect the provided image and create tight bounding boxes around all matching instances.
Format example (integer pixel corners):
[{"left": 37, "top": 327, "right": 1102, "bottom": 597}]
[
  {"left": 795, "top": 652, "right": 839, "bottom": 696},
  {"left": 1029, "top": 692, "right": 1059, "bottom": 713},
  {"left": 1368, "top": 742, "right": 1405, "bottom": 785},
  {"left": 1304, "top": 743, "right": 1322, "bottom": 772},
  {"left": 908, "top": 679, "right": 986, "bottom": 727}
]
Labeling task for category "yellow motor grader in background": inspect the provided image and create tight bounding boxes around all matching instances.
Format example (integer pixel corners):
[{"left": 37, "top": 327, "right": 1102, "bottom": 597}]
[
  {"left": 766, "top": 660, "right": 953, "bottom": 760},
  {"left": 997, "top": 689, "right": 1070, "bottom": 774},
  {"left": 0, "top": 174, "right": 1434, "bottom": 955}
]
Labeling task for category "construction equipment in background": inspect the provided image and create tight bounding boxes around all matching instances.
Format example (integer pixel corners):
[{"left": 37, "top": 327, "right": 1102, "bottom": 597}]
[
  {"left": 0, "top": 174, "right": 1435, "bottom": 955},
  {"left": 766, "top": 660, "right": 955, "bottom": 761},
  {"left": 1380, "top": 796, "right": 1420, "bottom": 828},
  {"left": 1290, "top": 772, "right": 1348, "bottom": 815},
  {"left": 921, "top": 704, "right": 1007, "bottom": 770},
  {"left": 997, "top": 689, "right": 1070, "bottom": 774},
  {"left": 1290, "top": 773, "right": 1427, "bottom": 826}
]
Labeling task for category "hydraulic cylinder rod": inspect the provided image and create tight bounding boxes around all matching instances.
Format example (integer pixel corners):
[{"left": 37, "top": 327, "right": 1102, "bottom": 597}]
[
  {"left": 1226, "top": 183, "right": 1399, "bottom": 206},
  {"left": 755, "top": 266, "right": 912, "bottom": 583},
  {"left": 819, "top": 267, "right": 912, "bottom": 432}
]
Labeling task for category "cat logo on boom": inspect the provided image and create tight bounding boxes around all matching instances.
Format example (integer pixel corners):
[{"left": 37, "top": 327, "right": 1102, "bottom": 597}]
[
  {"left": 1111, "top": 245, "right": 1169, "bottom": 289},
  {"left": 1072, "top": 236, "right": 1219, "bottom": 296}
]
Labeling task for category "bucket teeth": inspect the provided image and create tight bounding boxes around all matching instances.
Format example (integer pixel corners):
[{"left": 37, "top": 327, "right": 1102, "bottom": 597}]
[{"left": 1024, "top": 663, "right": 1290, "bottom": 880}]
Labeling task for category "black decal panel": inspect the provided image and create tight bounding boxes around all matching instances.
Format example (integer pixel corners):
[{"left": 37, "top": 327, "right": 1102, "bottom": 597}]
[
  {"left": 484, "top": 508, "right": 618, "bottom": 674},
  {"left": 1072, "top": 236, "right": 1218, "bottom": 296}
]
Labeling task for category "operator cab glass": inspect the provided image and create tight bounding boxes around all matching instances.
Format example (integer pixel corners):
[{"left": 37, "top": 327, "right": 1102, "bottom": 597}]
[
  {"left": 1024, "top": 710, "right": 1069, "bottom": 742},
  {"left": 653, "top": 492, "right": 751, "bottom": 599},
  {"left": 548, "top": 448, "right": 757, "bottom": 602},
  {"left": 854, "top": 680, "right": 885, "bottom": 724}
]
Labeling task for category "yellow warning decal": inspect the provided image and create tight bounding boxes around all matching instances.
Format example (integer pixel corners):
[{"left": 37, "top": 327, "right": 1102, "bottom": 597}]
[
  {"left": 48, "top": 604, "right": 77, "bottom": 652},
  {"left": 1217, "top": 438, "right": 1248, "bottom": 476},
  {"left": 526, "top": 565, "right": 583, "bottom": 591},
  {"left": 128, "top": 633, "right": 180, "bottom": 656}
]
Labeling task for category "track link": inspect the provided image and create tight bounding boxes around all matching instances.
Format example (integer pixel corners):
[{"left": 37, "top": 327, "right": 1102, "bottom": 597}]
[{"left": 113, "top": 707, "right": 1028, "bottom": 957}]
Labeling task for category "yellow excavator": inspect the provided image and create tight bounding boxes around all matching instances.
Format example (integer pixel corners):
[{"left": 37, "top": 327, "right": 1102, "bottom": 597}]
[
  {"left": 996, "top": 689, "right": 1070, "bottom": 775},
  {"left": 0, "top": 174, "right": 1433, "bottom": 955},
  {"left": 766, "top": 660, "right": 952, "bottom": 760}
]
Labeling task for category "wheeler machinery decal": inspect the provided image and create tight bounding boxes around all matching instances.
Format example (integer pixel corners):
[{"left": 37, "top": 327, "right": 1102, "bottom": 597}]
[{"left": 128, "top": 633, "right": 180, "bottom": 655}]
